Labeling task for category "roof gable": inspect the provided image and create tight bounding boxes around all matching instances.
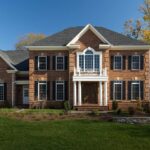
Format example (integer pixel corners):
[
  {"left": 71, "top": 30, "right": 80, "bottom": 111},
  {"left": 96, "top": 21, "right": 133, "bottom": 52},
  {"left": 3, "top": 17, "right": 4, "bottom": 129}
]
[{"left": 67, "top": 24, "right": 111, "bottom": 46}]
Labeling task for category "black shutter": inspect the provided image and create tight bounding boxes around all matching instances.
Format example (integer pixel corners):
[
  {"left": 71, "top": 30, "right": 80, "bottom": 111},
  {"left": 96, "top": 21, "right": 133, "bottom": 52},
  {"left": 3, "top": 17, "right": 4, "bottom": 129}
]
[
  {"left": 110, "top": 56, "right": 114, "bottom": 70},
  {"left": 65, "top": 56, "right": 68, "bottom": 70},
  {"left": 52, "top": 81, "right": 56, "bottom": 100},
  {"left": 47, "top": 56, "right": 50, "bottom": 70},
  {"left": 35, "top": 56, "right": 38, "bottom": 71},
  {"left": 122, "top": 81, "right": 126, "bottom": 100},
  {"left": 52, "top": 56, "right": 56, "bottom": 70},
  {"left": 128, "top": 56, "right": 131, "bottom": 70},
  {"left": 123, "top": 56, "right": 126, "bottom": 70},
  {"left": 4, "top": 83, "right": 7, "bottom": 100},
  {"left": 140, "top": 55, "right": 144, "bottom": 70},
  {"left": 64, "top": 81, "right": 68, "bottom": 100},
  {"left": 110, "top": 81, "right": 114, "bottom": 100},
  {"left": 140, "top": 81, "right": 144, "bottom": 100},
  {"left": 128, "top": 81, "right": 131, "bottom": 100},
  {"left": 47, "top": 81, "right": 50, "bottom": 100},
  {"left": 34, "top": 81, "right": 38, "bottom": 99}
]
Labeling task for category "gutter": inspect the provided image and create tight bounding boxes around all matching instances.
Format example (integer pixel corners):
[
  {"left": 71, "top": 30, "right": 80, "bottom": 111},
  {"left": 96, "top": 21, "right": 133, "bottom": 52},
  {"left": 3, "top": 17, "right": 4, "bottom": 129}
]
[{"left": 99, "top": 45, "right": 150, "bottom": 50}]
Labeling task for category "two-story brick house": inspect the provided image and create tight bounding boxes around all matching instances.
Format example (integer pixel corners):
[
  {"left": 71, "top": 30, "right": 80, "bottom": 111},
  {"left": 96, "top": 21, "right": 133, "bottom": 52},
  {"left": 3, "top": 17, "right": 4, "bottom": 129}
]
[{"left": 0, "top": 24, "right": 150, "bottom": 110}]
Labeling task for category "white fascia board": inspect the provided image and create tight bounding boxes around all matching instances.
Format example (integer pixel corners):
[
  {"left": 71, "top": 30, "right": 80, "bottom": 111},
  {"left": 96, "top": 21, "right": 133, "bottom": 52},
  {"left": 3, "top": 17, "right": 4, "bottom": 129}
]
[
  {"left": 99, "top": 45, "right": 150, "bottom": 50},
  {"left": 6, "top": 70, "right": 17, "bottom": 73},
  {"left": 73, "top": 76, "right": 108, "bottom": 82},
  {"left": 25, "top": 45, "right": 80, "bottom": 51},
  {"left": 15, "top": 80, "right": 29, "bottom": 85},
  {"left": 17, "top": 71, "right": 29, "bottom": 75},
  {"left": 67, "top": 24, "right": 112, "bottom": 46},
  {"left": 0, "top": 54, "right": 17, "bottom": 71}
]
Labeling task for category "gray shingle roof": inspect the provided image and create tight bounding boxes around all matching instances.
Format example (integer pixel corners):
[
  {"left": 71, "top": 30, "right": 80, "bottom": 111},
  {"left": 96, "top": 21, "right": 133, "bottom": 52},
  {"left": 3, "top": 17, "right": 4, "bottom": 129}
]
[
  {"left": 1, "top": 50, "right": 29, "bottom": 71},
  {"left": 31, "top": 26, "right": 148, "bottom": 46}
]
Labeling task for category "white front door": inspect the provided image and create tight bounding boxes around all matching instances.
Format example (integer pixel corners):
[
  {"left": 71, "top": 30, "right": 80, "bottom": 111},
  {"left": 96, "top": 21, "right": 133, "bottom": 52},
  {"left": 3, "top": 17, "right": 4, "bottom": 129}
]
[{"left": 23, "top": 86, "right": 29, "bottom": 104}]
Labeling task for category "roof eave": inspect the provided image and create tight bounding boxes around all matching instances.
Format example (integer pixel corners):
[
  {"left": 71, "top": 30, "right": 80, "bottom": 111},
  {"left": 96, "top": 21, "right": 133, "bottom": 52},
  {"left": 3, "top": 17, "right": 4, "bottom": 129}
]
[{"left": 99, "top": 45, "right": 150, "bottom": 50}]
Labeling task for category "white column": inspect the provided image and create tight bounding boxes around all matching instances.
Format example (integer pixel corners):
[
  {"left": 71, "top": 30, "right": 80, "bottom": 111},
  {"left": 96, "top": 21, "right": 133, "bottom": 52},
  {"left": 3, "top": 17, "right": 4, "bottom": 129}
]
[
  {"left": 99, "top": 81, "right": 103, "bottom": 106},
  {"left": 104, "top": 81, "right": 108, "bottom": 106},
  {"left": 73, "top": 81, "right": 77, "bottom": 106},
  {"left": 78, "top": 81, "right": 82, "bottom": 106}
]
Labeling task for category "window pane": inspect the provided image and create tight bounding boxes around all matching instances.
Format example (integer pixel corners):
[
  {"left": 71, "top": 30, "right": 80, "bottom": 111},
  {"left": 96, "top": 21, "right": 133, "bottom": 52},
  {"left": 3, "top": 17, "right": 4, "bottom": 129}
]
[
  {"left": 79, "top": 55, "right": 84, "bottom": 71},
  {"left": 95, "top": 55, "right": 100, "bottom": 71},
  {"left": 85, "top": 55, "right": 93, "bottom": 70},
  {"left": 132, "top": 56, "right": 140, "bottom": 69},
  {"left": 39, "top": 57, "right": 47, "bottom": 70},
  {"left": 39, "top": 84, "right": 47, "bottom": 100},
  {"left": 85, "top": 50, "right": 93, "bottom": 54},
  {"left": 0, "top": 84, "right": 4, "bottom": 101},
  {"left": 56, "top": 83, "right": 64, "bottom": 100},
  {"left": 132, "top": 82, "right": 140, "bottom": 99},
  {"left": 57, "top": 57, "right": 64, "bottom": 70},
  {"left": 114, "top": 81, "right": 122, "bottom": 100},
  {"left": 114, "top": 56, "right": 122, "bottom": 69}
]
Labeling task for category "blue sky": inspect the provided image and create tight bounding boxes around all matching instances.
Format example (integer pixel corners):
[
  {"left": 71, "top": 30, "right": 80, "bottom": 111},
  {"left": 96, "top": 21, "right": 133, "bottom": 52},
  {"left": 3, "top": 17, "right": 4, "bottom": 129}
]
[{"left": 0, "top": 0, "right": 143, "bottom": 50}]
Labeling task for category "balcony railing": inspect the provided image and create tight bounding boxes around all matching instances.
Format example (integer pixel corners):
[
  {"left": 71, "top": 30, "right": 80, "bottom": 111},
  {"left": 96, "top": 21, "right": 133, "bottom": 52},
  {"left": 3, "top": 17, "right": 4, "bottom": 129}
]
[{"left": 74, "top": 67, "right": 107, "bottom": 77}]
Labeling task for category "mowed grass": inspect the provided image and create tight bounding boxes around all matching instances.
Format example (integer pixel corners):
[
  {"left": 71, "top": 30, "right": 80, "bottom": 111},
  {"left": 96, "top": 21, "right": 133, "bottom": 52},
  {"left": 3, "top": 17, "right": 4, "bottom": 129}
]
[{"left": 0, "top": 117, "right": 150, "bottom": 150}]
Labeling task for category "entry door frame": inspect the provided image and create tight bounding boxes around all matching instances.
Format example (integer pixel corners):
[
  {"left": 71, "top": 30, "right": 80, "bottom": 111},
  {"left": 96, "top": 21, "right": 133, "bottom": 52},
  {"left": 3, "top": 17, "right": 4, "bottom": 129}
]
[{"left": 23, "top": 85, "right": 29, "bottom": 104}]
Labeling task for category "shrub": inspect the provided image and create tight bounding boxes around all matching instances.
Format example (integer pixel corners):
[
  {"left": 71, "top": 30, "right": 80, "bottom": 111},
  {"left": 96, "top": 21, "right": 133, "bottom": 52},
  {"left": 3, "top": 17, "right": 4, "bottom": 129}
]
[
  {"left": 112, "top": 101, "right": 118, "bottom": 110},
  {"left": 116, "top": 108, "right": 122, "bottom": 115},
  {"left": 137, "top": 100, "right": 143, "bottom": 112},
  {"left": 64, "top": 101, "right": 71, "bottom": 113},
  {"left": 91, "top": 110, "right": 100, "bottom": 116},
  {"left": 143, "top": 103, "right": 150, "bottom": 113},
  {"left": 128, "top": 107, "right": 135, "bottom": 116}
]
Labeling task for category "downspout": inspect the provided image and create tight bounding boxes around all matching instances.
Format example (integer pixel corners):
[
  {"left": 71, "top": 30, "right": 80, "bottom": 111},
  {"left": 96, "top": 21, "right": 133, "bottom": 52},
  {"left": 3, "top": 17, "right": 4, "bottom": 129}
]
[{"left": 11, "top": 73, "right": 15, "bottom": 107}]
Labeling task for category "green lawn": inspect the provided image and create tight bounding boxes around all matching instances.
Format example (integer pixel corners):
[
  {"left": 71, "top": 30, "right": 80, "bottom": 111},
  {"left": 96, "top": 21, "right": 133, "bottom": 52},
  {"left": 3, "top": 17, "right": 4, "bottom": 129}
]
[{"left": 0, "top": 117, "right": 150, "bottom": 150}]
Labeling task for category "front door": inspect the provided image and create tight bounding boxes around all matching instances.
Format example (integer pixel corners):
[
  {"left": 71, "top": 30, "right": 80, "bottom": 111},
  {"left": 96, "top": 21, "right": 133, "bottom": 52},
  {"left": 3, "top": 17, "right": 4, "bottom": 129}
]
[
  {"left": 23, "top": 86, "right": 29, "bottom": 104},
  {"left": 82, "top": 82, "right": 98, "bottom": 104}
]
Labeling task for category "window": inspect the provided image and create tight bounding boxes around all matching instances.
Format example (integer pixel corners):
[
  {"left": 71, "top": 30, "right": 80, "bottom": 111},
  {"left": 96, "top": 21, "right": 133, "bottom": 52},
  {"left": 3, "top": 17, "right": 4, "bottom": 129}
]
[
  {"left": 131, "top": 55, "right": 140, "bottom": 70},
  {"left": 38, "top": 81, "right": 47, "bottom": 100},
  {"left": 78, "top": 48, "right": 101, "bottom": 72},
  {"left": 113, "top": 81, "right": 122, "bottom": 100},
  {"left": 56, "top": 81, "right": 64, "bottom": 101},
  {"left": 131, "top": 81, "right": 140, "bottom": 100},
  {"left": 0, "top": 84, "right": 4, "bottom": 101},
  {"left": 38, "top": 56, "right": 47, "bottom": 70},
  {"left": 114, "top": 56, "right": 122, "bottom": 70},
  {"left": 56, "top": 56, "right": 64, "bottom": 70}
]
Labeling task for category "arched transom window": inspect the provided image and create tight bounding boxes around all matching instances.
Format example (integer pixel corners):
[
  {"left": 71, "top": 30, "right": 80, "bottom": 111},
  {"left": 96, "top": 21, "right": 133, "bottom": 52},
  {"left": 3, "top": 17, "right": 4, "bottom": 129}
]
[{"left": 77, "top": 47, "right": 102, "bottom": 72}]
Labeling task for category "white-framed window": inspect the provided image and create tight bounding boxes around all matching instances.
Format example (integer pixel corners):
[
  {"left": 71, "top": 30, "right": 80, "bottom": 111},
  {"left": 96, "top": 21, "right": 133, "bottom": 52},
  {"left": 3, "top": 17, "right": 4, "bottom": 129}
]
[
  {"left": 113, "top": 81, "right": 123, "bottom": 100},
  {"left": 77, "top": 47, "right": 101, "bottom": 72},
  {"left": 131, "top": 55, "right": 140, "bottom": 70},
  {"left": 56, "top": 56, "right": 64, "bottom": 70},
  {"left": 38, "top": 81, "right": 47, "bottom": 100},
  {"left": 56, "top": 81, "right": 64, "bottom": 101},
  {"left": 38, "top": 56, "right": 47, "bottom": 70},
  {"left": 0, "top": 83, "right": 4, "bottom": 101},
  {"left": 131, "top": 81, "right": 140, "bottom": 100},
  {"left": 114, "top": 55, "right": 122, "bottom": 70}
]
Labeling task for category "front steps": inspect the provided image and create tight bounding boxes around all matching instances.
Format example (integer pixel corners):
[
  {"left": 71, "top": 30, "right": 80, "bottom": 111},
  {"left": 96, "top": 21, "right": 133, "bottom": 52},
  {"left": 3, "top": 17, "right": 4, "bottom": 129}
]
[{"left": 74, "top": 105, "right": 108, "bottom": 111}]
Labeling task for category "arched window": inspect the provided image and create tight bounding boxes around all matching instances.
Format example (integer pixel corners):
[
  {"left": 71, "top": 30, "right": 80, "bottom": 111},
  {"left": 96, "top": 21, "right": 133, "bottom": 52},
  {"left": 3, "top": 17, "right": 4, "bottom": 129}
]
[{"left": 78, "top": 48, "right": 101, "bottom": 72}]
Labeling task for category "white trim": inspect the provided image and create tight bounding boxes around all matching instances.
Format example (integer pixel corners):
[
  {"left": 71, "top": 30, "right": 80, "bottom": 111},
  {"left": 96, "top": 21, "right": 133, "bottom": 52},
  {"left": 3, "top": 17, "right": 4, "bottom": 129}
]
[
  {"left": 15, "top": 80, "right": 29, "bottom": 85},
  {"left": 6, "top": 70, "right": 17, "bottom": 73},
  {"left": 73, "top": 81, "right": 77, "bottom": 106},
  {"left": 113, "top": 55, "right": 123, "bottom": 70},
  {"left": 99, "top": 45, "right": 150, "bottom": 50},
  {"left": 113, "top": 81, "right": 123, "bottom": 100},
  {"left": 16, "top": 71, "right": 29, "bottom": 75},
  {"left": 104, "top": 81, "right": 108, "bottom": 106},
  {"left": 23, "top": 85, "right": 29, "bottom": 104},
  {"left": 56, "top": 56, "right": 65, "bottom": 71},
  {"left": 67, "top": 24, "right": 112, "bottom": 46},
  {"left": 26, "top": 45, "right": 80, "bottom": 51},
  {"left": 38, "top": 81, "right": 47, "bottom": 101},
  {"left": 38, "top": 56, "right": 47, "bottom": 71},
  {"left": 77, "top": 47, "right": 102, "bottom": 72},
  {"left": 0, "top": 53, "right": 17, "bottom": 71},
  {"left": 0, "top": 83, "right": 4, "bottom": 101},
  {"left": 99, "top": 81, "right": 103, "bottom": 106},
  {"left": 56, "top": 81, "right": 64, "bottom": 101},
  {"left": 78, "top": 81, "right": 82, "bottom": 106},
  {"left": 131, "top": 81, "right": 141, "bottom": 100},
  {"left": 131, "top": 55, "right": 140, "bottom": 70}
]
